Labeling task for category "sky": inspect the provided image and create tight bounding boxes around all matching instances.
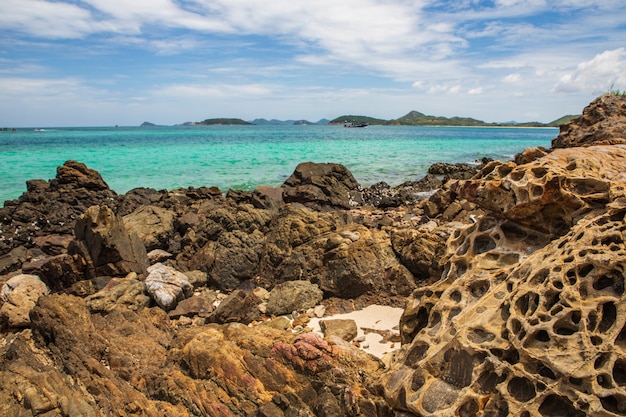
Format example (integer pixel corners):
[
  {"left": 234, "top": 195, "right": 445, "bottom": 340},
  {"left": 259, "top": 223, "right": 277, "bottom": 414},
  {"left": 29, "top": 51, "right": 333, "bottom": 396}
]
[{"left": 1, "top": 0, "right": 625, "bottom": 127}]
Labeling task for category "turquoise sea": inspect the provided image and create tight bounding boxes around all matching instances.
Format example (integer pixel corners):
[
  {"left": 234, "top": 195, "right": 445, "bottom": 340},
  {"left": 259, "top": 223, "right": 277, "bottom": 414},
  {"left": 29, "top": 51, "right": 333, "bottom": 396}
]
[{"left": 0, "top": 125, "right": 557, "bottom": 205}]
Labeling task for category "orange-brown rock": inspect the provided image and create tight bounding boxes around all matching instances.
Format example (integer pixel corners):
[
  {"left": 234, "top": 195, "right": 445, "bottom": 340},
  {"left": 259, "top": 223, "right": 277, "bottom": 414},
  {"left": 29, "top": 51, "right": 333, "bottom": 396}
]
[
  {"left": 552, "top": 94, "right": 626, "bottom": 149},
  {"left": 451, "top": 144, "right": 626, "bottom": 236}
]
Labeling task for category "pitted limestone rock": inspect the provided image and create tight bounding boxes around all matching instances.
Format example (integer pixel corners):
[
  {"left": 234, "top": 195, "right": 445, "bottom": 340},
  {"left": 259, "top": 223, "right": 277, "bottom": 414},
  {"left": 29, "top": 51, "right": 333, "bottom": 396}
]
[
  {"left": 452, "top": 144, "right": 626, "bottom": 236},
  {"left": 381, "top": 204, "right": 626, "bottom": 417},
  {"left": 552, "top": 94, "right": 626, "bottom": 149}
]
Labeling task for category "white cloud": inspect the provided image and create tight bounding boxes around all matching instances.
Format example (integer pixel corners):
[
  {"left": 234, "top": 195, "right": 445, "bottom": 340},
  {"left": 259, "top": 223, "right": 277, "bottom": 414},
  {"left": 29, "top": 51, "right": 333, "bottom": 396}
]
[
  {"left": 503, "top": 73, "right": 522, "bottom": 83},
  {"left": 553, "top": 48, "right": 626, "bottom": 93},
  {"left": 468, "top": 87, "right": 483, "bottom": 95}
]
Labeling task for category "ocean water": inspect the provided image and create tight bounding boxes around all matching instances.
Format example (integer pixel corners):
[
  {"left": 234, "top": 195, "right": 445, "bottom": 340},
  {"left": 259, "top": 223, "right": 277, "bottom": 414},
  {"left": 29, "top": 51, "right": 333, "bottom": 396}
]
[{"left": 0, "top": 125, "right": 556, "bottom": 205}]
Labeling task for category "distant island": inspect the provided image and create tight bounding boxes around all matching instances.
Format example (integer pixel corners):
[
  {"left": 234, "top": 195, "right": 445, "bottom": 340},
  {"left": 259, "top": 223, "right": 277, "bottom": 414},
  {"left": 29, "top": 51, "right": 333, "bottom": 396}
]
[
  {"left": 328, "top": 111, "right": 579, "bottom": 127},
  {"left": 196, "top": 118, "right": 253, "bottom": 126},
  {"left": 150, "top": 112, "right": 578, "bottom": 127}
]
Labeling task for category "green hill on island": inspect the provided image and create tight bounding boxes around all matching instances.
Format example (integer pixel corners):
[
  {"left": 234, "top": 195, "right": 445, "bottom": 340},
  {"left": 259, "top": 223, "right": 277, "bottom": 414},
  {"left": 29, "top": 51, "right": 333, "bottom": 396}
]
[
  {"left": 328, "top": 115, "right": 388, "bottom": 125},
  {"left": 196, "top": 118, "right": 252, "bottom": 125},
  {"left": 329, "top": 111, "right": 579, "bottom": 127}
]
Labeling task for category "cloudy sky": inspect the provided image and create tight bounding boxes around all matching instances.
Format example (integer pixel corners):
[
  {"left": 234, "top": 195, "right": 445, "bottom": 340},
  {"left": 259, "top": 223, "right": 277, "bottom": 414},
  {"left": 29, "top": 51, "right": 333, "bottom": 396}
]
[{"left": 1, "top": 0, "right": 625, "bottom": 127}]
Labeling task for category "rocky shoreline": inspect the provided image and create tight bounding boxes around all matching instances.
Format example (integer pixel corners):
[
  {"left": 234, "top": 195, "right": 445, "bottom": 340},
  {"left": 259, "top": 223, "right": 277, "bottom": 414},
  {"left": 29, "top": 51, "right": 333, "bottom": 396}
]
[{"left": 1, "top": 94, "right": 625, "bottom": 416}]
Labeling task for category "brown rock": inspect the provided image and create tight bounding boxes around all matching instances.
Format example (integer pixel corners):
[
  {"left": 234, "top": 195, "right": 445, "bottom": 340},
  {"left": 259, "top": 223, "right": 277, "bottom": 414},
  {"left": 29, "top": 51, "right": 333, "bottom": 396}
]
[
  {"left": 552, "top": 93, "right": 626, "bottom": 148},
  {"left": 124, "top": 205, "right": 176, "bottom": 251},
  {"left": 73, "top": 205, "right": 149, "bottom": 278},
  {"left": 452, "top": 144, "right": 626, "bottom": 236},
  {"left": 319, "top": 319, "right": 358, "bottom": 341},
  {"left": 266, "top": 281, "right": 323, "bottom": 316},
  {"left": 282, "top": 162, "right": 362, "bottom": 209},
  {"left": 0, "top": 274, "right": 49, "bottom": 328},
  {"left": 210, "top": 289, "right": 261, "bottom": 324}
]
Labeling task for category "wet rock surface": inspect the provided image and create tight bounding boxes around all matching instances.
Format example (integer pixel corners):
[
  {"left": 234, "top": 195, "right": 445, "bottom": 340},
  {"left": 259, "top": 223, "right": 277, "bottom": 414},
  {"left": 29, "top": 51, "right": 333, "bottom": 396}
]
[{"left": 0, "top": 94, "right": 625, "bottom": 416}]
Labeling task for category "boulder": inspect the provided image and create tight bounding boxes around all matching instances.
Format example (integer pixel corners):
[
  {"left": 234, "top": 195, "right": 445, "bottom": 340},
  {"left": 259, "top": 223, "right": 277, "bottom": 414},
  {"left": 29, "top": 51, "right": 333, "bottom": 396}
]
[
  {"left": 451, "top": 144, "right": 626, "bottom": 236},
  {"left": 266, "top": 281, "right": 323, "bottom": 316},
  {"left": 0, "top": 160, "right": 119, "bottom": 255},
  {"left": 85, "top": 276, "right": 151, "bottom": 314},
  {"left": 168, "top": 290, "right": 217, "bottom": 319},
  {"left": 209, "top": 289, "right": 261, "bottom": 324},
  {"left": 259, "top": 207, "right": 416, "bottom": 300},
  {"left": 552, "top": 93, "right": 626, "bottom": 148},
  {"left": 281, "top": 162, "right": 362, "bottom": 209},
  {"left": 123, "top": 205, "right": 176, "bottom": 251},
  {"left": 73, "top": 205, "right": 149, "bottom": 278},
  {"left": 0, "top": 274, "right": 49, "bottom": 328},
  {"left": 381, "top": 202, "right": 626, "bottom": 416},
  {"left": 144, "top": 263, "right": 193, "bottom": 311},
  {"left": 319, "top": 319, "right": 358, "bottom": 341}
]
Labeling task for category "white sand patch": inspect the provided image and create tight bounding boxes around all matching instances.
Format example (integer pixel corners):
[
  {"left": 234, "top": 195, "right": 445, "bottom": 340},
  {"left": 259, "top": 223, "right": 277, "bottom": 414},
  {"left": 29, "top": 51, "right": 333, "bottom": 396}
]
[{"left": 308, "top": 304, "right": 404, "bottom": 359}]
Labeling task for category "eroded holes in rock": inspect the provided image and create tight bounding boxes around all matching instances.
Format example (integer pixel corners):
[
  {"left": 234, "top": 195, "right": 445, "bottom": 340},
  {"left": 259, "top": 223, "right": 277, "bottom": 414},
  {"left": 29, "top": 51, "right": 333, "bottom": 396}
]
[
  {"left": 450, "top": 290, "right": 462, "bottom": 302},
  {"left": 410, "top": 371, "right": 425, "bottom": 391},
  {"left": 507, "top": 281, "right": 514, "bottom": 292},
  {"left": 477, "top": 370, "right": 502, "bottom": 394},
  {"left": 535, "top": 329, "right": 551, "bottom": 342},
  {"left": 550, "top": 305, "right": 563, "bottom": 316},
  {"left": 599, "top": 301, "right": 617, "bottom": 333},
  {"left": 495, "top": 252, "right": 519, "bottom": 266},
  {"left": 565, "top": 160, "right": 577, "bottom": 171},
  {"left": 577, "top": 263, "right": 594, "bottom": 278},
  {"left": 468, "top": 328, "right": 496, "bottom": 344},
  {"left": 497, "top": 164, "right": 513, "bottom": 177},
  {"left": 531, "top": 166, "right": 549, "bottom": 179},
  {"left": 593, "top": 273, "right": 625, "bottom": 296},
  {"left": 456, "top": 260, "right": 467, "bottom": 277},
  {"left": 521, "top": 412, "right": 531, "bottom": 417},
  {"left": 404, "top": 342, "right": 429, "bottom": 368},
  {"left": 510, "top": 318, "right": 522, "bottom": 338},
  {"left": 569, "top": 376, "right": 583, "bottom": 386},
  {"left": 544, "top": 291, "right": 561, "bottom": 312},
  {"left": 501, "top": 221, "right": 527, "bottom": 240},
  {"left": 613, "top": 359, "right": 626, "bottom": 386},
  {"left": 478, "top": 216, "right": 498, "bottom": 232},
  {"left": 457, "top": 398, "right": 479, "bottom": 417},
  {"left": 413, "top": 306, "right": 430, "bottom": 335},
  {"left": 429, "top": 311, "right": 442, "bottom": 329},
  {"left": 564, "top": 255, "right": 574, "bottom": 263},
  {"left": 469, "top": 280, "right": 490, "bottom": 299},
  {"left": 456, "top": 240, "right": 470, "bottom": 256},
  {"left": 538, "top": 365, "right": 557, "bottom": 380},
  {"left": 531, "top": 185, "right": 544, "bottom": 198},
  {"left": 516, "top": 292, "right": 539, "bottom": 316},
  {"left": 494, "top": 271, "right": 508, "bottom": 283},
  {"left": 554, "top": 311, "right": 581, "bottom": 336},
  {"left": 516, "top": 188, "right": 530, "bottom": 204},
  {"left": 443, "top": 349, "right": 475, "bottom": 388},
  {"left": 537, "top": 382, "right": 546, "bottom": 391},
  {"left": 507, "top": 376, "right": 536, "bottom": 402},
  {"left": 449, "top": 307, "right": 462, "bottom": 320},
  {"left": 615, "top": 324, "right": 626, "bottom": 348},
  {"left": 591, "top": 336, "right": 603, "bottom": 346},
  {"left": 502, "top": 349, "right": 520, "bottom": 365},
  {"left": 538, "top": 394, "right": 585, "bottom": 417},
  {"left": 553, "top": 280, "right": 564, "bottom": 290},
  {"left": 600, "top": 395, "right": 626, "bottom": 415},
  {"left": 595, "top": 353, "right": 610, "bottom": 370},
  {"left": 588, "top": 310, "right": 599, "bottom": 331},
  {"left": 509, "top": 169, "right": 525, "bottom": 181},
  {"left": 530, "top": 268, "right": 550, "bottom": 286},
  {"left": 598, "top": 373, "right": 613, "bottom": 389},
  {"left": 473, "top": 235, "right": 496, "bottom": 254}
]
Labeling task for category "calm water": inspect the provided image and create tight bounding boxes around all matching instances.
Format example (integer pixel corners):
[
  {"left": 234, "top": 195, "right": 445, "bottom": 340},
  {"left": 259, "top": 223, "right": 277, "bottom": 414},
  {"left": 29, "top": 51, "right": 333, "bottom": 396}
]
[{"left": 0, "top": 125, "right": 556, "bottom": 205}]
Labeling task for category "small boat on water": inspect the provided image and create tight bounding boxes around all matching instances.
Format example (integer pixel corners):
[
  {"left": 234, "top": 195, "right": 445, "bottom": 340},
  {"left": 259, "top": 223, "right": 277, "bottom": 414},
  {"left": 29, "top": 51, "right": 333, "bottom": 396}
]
[{"left": 343, "top": 120, "right": 368, "bottom": 128}]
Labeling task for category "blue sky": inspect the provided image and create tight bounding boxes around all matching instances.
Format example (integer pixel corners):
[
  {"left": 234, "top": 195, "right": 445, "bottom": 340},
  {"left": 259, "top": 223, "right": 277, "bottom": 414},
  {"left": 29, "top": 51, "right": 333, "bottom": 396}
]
[{"left": 1, "top": 0, "right": 625, "bottom": 126}]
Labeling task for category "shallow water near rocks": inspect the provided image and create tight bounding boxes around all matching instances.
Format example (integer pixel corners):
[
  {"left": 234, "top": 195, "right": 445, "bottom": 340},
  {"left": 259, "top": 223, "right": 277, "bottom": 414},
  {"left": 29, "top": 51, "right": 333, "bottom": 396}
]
[{"left": 0, "top": 125, "right": 555, "bottom": 204}]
